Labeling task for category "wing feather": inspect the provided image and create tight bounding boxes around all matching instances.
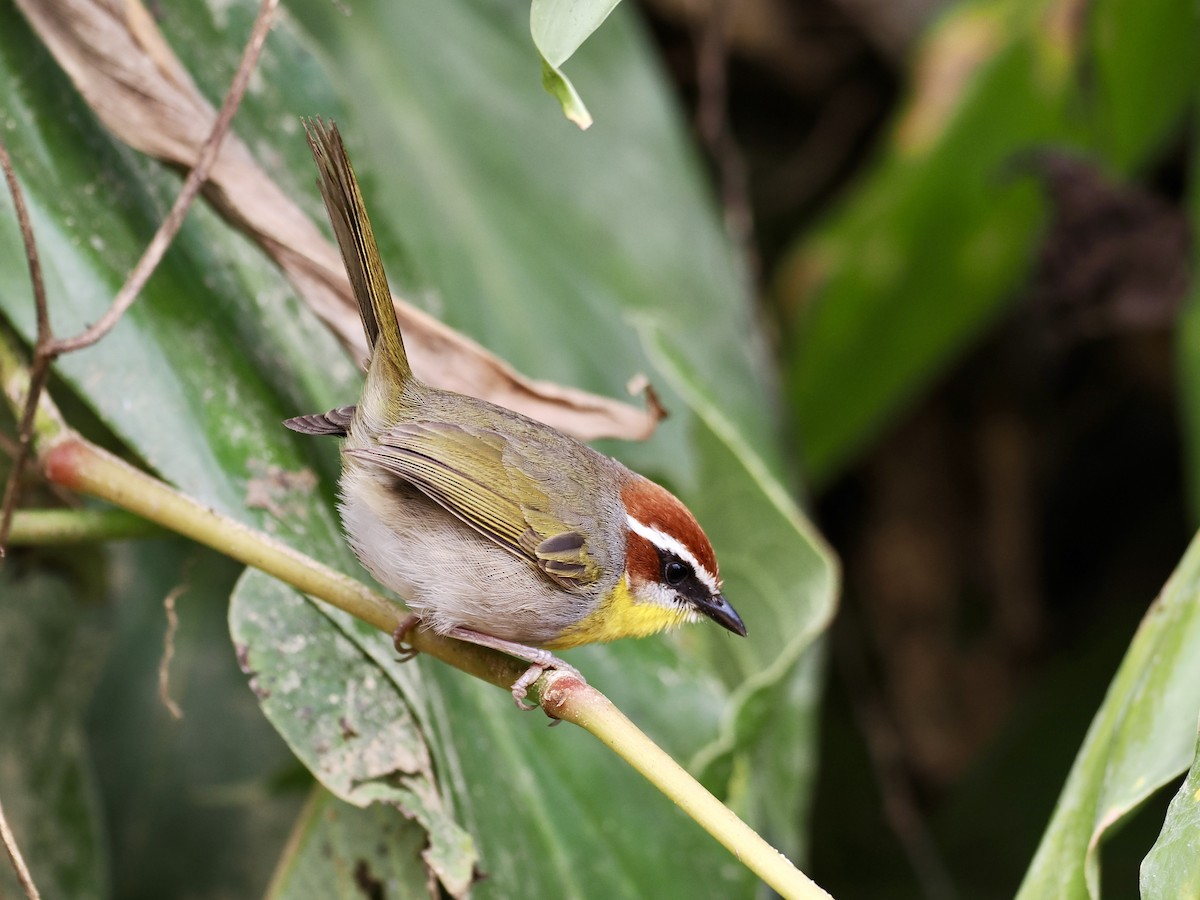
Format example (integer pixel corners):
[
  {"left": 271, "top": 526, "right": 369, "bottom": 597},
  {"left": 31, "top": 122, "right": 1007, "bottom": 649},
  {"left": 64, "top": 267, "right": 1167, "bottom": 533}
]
[{"left": 349, "top": 421, "right": 601, "bottom": 590}]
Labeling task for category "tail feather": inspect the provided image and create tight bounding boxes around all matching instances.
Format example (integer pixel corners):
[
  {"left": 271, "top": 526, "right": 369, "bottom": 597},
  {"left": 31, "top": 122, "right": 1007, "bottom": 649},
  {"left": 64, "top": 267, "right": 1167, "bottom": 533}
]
[
  {"left": 304, "top": 118, "right": 412, "bottom": 386},
  {"left": 284, "top": 406, "right": 356, "bottom": 436}
]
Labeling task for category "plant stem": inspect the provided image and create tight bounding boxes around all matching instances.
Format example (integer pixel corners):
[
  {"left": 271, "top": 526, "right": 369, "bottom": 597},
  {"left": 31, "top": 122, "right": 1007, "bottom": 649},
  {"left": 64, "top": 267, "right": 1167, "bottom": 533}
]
[
  {"left": 0, "top": 793, "right": 40, "bottom": 900},
  {"left": 540, "top": 671, "right": 831, "bottom": 900},
  {"left": 5, "top": 508, "right": 159, "bottom": 544}
]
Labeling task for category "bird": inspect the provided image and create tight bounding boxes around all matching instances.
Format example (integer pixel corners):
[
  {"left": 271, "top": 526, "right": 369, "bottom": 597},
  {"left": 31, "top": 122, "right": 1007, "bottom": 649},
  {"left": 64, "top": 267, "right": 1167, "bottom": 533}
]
[{"left": 286, "top": 119, "right": 746, "bottom": 708}]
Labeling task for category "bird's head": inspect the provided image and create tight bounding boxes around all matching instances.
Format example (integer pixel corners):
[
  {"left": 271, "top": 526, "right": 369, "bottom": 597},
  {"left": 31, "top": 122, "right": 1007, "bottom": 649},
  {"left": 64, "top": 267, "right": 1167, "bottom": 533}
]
[{"left": 620, "top": 477, "right": 746, "bottom": 637}]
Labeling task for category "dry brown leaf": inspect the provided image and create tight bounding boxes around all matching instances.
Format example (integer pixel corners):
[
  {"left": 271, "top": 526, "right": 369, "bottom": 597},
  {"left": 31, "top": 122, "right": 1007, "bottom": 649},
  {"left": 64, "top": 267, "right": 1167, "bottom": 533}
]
[{"left": 15, "top": 0, "right": 664, "bottom": 442}]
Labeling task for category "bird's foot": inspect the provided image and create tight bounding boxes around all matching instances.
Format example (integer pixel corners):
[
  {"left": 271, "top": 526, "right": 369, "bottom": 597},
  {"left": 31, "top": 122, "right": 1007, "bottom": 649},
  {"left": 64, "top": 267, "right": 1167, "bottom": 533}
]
[
  {"left": 446, "top": 627, "right": 581, "bottom": 710},
  {"left": 510, "top": 664, "right": 545, "bottom": 711},
  {"left": 391, "top": 614, "right": 421, "bottom": 663}
]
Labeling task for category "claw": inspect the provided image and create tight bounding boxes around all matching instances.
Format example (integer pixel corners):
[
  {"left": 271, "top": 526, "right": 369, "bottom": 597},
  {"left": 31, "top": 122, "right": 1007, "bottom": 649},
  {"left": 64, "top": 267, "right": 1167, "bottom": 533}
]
[
  {"left": 392, "top": 614, "right": 421, "bottom": 663},
  {"left": 510, "top": 663, "right": 545, "bottom": 710},
  {"left": 443, "top": 626, "right": 586, "bottom": 712}
]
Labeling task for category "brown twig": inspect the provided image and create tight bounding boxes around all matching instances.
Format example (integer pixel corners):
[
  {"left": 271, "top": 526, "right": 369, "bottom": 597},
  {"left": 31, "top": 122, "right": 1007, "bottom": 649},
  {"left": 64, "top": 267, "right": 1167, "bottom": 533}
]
[
  {"left": 0, "top": 0, "right": 278, "bottom": 555},
  {"left": 0, "top": 793, "right": 41, "bottom": 900},
  {"left": 158, "top": 577, "right": 189, "bottom": 720},
  {"left": 47, "top": 0, "right": 278, "bottom": 355},
  {"left": 0, "top": 136, "right": 52, "bottom": 556}
]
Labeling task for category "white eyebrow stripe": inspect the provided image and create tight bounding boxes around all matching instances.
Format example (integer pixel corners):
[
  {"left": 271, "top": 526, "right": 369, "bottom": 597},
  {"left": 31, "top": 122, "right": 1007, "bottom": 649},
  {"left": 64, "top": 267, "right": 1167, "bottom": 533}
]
[{"left": 625, "top": 515, "right": 720, "bottom": 594}]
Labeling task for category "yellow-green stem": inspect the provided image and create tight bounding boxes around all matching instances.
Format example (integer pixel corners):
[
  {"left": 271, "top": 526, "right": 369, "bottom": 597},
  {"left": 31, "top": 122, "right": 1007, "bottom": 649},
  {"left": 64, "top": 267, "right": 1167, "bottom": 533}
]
[
  {"left": 541, "top": 671, "right": 831, "bottom": 900},
  {"left": 6, "top": 508, "right": 159, "bottom": 544}
]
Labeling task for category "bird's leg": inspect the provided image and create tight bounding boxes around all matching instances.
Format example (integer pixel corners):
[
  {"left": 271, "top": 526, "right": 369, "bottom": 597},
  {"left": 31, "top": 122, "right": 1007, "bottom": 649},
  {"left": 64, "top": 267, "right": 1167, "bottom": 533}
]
[
  {"left": 391, "top": 614, "right": 422, "bottom": 663},
  {"left": 447, "top": 626, "right": 582, "bottom": 710}
]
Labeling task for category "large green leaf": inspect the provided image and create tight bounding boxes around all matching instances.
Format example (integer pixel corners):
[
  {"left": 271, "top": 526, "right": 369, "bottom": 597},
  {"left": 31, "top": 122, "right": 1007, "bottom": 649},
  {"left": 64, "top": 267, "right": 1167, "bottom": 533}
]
[
  {"left": 0, "top": 0, "right": 835, "bottom": 895},
  {"left": 266, "top": 787, "right": 434, "bottom": 900},
  {"left": 0, "top": 564, "right": 106, "bottom": 899},
  {"left": 1016, "top": 528, "right": 1200, "bottom": 898},
  {"left": 84, "top": 541, "right": 307, "bottom": 899},
  {"left": 230, "top": 570, "right": 477, "bottom": 897},
  {"left": 780, "top": 0, "right": 1199, "bottom": 485},
  {"left": 1141, "top": 726, "right": 1200, "bottom": 897}
]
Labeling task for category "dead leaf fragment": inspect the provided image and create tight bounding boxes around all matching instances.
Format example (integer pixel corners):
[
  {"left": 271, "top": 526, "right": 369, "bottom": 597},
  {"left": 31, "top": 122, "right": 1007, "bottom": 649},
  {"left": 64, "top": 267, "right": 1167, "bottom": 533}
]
[{"left": 15, "top": 0, "right": 664, "bottom": 442}]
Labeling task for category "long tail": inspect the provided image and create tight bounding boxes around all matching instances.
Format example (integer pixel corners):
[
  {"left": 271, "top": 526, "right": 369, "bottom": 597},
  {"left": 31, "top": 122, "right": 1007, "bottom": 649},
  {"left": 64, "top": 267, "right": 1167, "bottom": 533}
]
[{"left": 304, "top": 118, "right": 412, "bottom": 387}]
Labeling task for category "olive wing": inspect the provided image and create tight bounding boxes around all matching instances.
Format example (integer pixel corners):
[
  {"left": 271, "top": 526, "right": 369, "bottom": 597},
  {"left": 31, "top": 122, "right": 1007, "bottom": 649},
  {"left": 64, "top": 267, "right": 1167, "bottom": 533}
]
[{"left": 347, "top": 421, "right": 602, "bottom": 590}]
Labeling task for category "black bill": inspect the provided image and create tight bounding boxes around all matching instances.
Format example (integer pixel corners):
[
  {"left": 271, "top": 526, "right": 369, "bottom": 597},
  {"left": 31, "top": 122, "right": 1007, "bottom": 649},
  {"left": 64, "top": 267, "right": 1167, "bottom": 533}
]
[{"left": 695, "top": 593, "right": 747, "bottom": 637}]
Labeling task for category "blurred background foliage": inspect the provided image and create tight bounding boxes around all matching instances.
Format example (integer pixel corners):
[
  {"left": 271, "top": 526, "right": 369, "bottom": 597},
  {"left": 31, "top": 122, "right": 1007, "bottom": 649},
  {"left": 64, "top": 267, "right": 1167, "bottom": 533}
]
[{"left": 2, "top": 0, "right": 1200, "bottom": 897}]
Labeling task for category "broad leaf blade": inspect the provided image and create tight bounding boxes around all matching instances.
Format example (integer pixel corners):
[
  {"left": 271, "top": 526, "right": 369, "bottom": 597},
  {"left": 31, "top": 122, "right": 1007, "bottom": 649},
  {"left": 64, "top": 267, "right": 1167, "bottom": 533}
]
[
  {"left": 1141, "top": 726, "right": 1200, "bottom": 898},
  {"left": 0, "top": 567, "right": 106, "bottom": 900},
  {"left": 267, "top": 787, "right": 435, "bottom": 900},
  {"left": 230, "top": 571, "right": 477, "bottom": 897},
  {"left": 531, "top": 0, "right": 622, "bottom": 66},
  {"left": 1016, "top": 529, "right": 1200, "bottom": 899}
]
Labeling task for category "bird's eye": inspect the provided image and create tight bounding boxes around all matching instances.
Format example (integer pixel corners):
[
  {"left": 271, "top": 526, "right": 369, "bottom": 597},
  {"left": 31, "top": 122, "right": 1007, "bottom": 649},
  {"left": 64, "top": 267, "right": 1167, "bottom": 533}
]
[{"left": 663, "top": 559, "right": 691, "bottom": 586}]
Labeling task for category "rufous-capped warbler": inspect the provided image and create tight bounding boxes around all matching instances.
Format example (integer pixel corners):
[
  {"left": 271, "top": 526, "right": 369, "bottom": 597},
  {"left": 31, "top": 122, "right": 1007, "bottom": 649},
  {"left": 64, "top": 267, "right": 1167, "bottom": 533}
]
[{"left": 286, "top": 120, "right": 746, "bottom": 708}]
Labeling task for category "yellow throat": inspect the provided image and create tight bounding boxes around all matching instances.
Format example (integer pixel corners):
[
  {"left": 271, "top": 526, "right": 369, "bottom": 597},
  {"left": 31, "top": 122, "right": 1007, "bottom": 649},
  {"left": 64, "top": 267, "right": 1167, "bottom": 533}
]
[{"left": 545, "top": 575, "right": 691, "bottom": 650}]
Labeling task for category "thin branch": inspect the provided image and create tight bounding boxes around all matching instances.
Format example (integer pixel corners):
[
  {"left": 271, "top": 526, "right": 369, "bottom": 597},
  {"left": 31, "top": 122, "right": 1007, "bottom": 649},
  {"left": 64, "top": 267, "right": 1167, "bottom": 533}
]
[
  {"left": 159, "top": 581, "right": 186, "bottom": 720},
  {"left": 0, "top": 0, "right": 278, "bottom": 555},
  {"left": 0, "top": 793, "right": 41, "bottom": 900},
  {"left": 47, "top": 0, "right": 279, "bottom": 356},
  {"left": 0, "top": 147, "right": 49, "bottom": 341},
  {"left": 0, "top": 136, "right": 52, "bottom": 555}
]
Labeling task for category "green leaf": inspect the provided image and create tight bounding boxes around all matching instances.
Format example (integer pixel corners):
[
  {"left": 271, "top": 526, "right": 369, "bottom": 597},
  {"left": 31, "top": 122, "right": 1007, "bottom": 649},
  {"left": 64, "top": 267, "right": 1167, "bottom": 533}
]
[
  {"left": 85, "top": 542, "right": 308, "bottom": 898},
  {"left": 1141, "top": 725, "right": 1200, "bottom": 898},
  {"left": 1016, "top": 528, "right": 1200, "bottom": 899},
  {"left": 229, "top": 570, "right": 477, "bottom": 897},
  {"left": 779, "top": 0, "right": 1200, "bottom": 485},
  {"left": 540, "top": 56, "right": 593, "bottom": 130},
  {"left": 1089, "top": 0, "right": 1200, "bottom": 171},
  {"left": 266, "top": 787, "right": 435, "bottom": 900},
  {"left": 0, "top": 565, "right": 106, "bottom": 900},
  {"left": 531, "top": 0, "right": 622, "bottom": 65},
  {"left": 530, "top": 0, "right": 623, "bottom": 128}
]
